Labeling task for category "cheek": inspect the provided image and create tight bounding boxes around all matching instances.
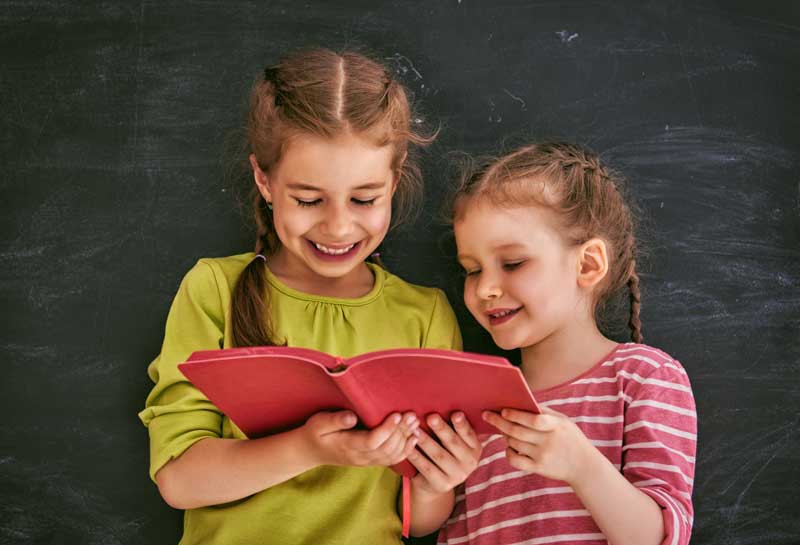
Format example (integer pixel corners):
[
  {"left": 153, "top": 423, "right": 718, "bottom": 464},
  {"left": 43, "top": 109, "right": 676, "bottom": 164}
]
[
  {"left": 273, "top": 208, "right": 312, "bottom": 237},
  {"left": 361, "top": 205, "right": 392, "bottom": 235},
  {"left": 462, "top": 280, "right": 483, "bottom": 319}
]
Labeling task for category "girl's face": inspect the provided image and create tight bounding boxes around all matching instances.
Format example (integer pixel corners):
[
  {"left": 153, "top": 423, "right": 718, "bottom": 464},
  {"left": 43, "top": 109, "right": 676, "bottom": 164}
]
[
  {"left": 253, "top": 132, "right": 396, "bottom": 286},
  {"left": 454, "top": 198, "right": 587, "bottom": 350}
]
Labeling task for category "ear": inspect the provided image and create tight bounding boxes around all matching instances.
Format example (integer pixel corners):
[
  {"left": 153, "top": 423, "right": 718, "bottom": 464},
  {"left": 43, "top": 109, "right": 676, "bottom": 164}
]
[
  {"left": 576, "top": 237, "right": 609, "bottom": 290},
  {"left": 249, "top": 154, "right": 273, "bottom": 203}
]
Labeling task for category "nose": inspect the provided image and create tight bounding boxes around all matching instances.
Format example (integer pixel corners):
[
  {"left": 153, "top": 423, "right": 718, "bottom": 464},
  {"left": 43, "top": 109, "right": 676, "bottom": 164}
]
[
  {"left": 321, "top": 201, "right": 354, "bottom": 239},
  {"left": 474, "top": 270, "right": 502, "bottom": 300}
]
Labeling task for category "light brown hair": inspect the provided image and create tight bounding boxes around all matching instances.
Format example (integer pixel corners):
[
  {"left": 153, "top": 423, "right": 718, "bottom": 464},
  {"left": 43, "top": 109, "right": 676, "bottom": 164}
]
[
  {"left": 452, "top": 141, "right": 643, "bottom": 342},
  {"left": 231, "top": 48, "right": 433, "bottom": 347}
]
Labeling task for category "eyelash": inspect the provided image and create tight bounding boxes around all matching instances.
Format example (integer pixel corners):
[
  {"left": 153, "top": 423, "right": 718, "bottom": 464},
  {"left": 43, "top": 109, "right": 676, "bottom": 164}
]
[
  {"left": 295, "top": 198, "right": 376, "bottom": 207},
  {"left": 463, "top": 261, "right": 525, "bottom": 277}
]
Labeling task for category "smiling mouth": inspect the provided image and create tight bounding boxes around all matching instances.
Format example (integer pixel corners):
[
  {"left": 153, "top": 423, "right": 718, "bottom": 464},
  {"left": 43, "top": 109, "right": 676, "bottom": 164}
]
[
  {"left": 313, "top": 241, "right": 357, "bottom": 255},
  {"left": 307, "top": 239, "right": 361, "bottom": 259},
  {"left": 486, "top": 307, "right": 522, "bottom": 325}
]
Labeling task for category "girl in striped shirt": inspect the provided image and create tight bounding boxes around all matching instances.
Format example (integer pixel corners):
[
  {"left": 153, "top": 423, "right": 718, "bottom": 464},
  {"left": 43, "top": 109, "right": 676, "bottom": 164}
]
[{"left": 405, "top": 142, "right": 696, "bottom": 545}]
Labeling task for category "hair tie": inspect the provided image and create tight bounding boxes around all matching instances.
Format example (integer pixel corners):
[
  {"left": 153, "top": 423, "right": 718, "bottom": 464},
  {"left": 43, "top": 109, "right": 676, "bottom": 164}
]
[{"left": 255, "top": 254, "right": 267, "bottom": 262}]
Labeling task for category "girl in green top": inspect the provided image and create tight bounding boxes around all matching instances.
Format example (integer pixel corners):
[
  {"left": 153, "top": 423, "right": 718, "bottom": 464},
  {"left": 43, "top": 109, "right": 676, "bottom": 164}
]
[{"left": 139, "top": 48, "right": 477, "bottom": 544}]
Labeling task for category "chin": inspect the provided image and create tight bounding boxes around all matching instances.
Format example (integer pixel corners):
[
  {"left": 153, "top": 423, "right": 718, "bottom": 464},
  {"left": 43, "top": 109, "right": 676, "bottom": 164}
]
[{"left": 490, "top": 333, "right": 525, "bottom": 351}]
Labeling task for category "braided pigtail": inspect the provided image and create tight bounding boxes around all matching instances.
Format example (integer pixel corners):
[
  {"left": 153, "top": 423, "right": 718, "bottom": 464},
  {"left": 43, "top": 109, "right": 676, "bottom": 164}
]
[
  {"left": 627, "top": 259, "right": 643, "bottom": 343},
  {"left": 230, "top": 189, "right": 280, "bottom": 347}
]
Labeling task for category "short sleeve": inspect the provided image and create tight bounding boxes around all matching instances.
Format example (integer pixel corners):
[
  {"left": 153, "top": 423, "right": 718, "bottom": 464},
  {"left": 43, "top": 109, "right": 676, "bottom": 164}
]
[
  {"left": 422, "top": 289, "right": 463, "bottom": 351},
  {"left": 622, "top": 360, "right": 697, "bottom": 545},
  {"left": 138, "top": 260, "right": 226, "bottom": 482}
]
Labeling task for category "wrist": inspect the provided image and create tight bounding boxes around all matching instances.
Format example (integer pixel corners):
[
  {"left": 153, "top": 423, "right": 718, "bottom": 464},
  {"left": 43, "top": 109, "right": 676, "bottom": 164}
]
[
  {"left": 569, "top": 441, "right": 612, "bottom": 491},
  {"left": 289, "top": 424, "right": 327, "bottom": 469},
  {"left": 412, "top": 481, "right": 455, "bottom": 504}
]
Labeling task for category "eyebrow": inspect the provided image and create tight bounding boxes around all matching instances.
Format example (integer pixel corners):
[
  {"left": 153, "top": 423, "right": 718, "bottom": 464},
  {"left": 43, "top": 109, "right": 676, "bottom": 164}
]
[
  {"left": 457, "top": 243, "right": 528, "bottom": 261},
  {"left": 286, "top": 181, "right": 388, "bottom": 191}
]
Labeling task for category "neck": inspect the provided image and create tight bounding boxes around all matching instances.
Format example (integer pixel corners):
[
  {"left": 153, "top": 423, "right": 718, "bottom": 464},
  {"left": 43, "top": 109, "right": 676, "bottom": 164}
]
[
  {"left": 520, "top": 317, "right": 618, "bottom": 392},
  {"left": 268, "top": 249, "right": 375, "bottom": 298}
]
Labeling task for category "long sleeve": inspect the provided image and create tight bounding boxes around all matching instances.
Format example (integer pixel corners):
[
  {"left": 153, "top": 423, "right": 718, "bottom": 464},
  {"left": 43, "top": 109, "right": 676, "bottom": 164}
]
[
  {"left": 138, "top": 260, "right": 226, "bottom": 481},
  {"left": 621, "top": 358, "right": 697, "bottom": 545}
]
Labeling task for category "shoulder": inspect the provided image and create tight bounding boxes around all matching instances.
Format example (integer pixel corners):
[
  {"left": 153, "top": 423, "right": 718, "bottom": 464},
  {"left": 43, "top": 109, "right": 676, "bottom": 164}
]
[
  {"left": 185, "top": 252, "right": 256, "bottom": 293},
  {"left": 379, "top": 266, "right": 453, "bottom": 313},
  {"left": 611, "top": 343, "right": 695, "bottom": 403},
  {"left": 610, "top": 343, "right": 689, "bottom": 376}
]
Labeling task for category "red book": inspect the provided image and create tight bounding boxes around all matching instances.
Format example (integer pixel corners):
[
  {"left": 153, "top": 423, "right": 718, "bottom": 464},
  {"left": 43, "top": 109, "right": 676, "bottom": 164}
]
[{"left": 178, "top": 347, "right": 539, "bottom": 478}]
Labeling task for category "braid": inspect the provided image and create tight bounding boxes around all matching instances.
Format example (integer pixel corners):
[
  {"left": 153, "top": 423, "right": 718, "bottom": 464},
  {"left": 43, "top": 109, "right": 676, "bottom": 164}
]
[
  {"left": 230, "top": 190, "right": 280, "bottom": 347},
  {"left": 627, "top": 259, "right": 643, "bottom": 343}
]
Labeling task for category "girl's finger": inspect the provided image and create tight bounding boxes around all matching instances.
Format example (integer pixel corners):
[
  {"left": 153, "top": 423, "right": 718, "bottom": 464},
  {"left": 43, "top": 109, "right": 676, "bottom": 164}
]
[
  {"left": 506, "top": 436, "right": 537, "bottom": 458},
  {"left": 426, "top": 415, "right": 475, "bottom": 467},
  {"left": 375, "top": 414, "right": 414, "bottom": 455},
  {"left": 506, "top": 447, "right": 539, "bottom": 473},
  {"left": 414, "top": 428, "right": 459, "bottom": 476},
  {"left": 451, "top": 412, "right": 479, "bottom": 450},
  {"left": 401, "top": 412, "right": 420, "bottom": 437},
  {"left": 500, "top": 408, "right": 545, "bottom": 429},
  {"left": 483, "top": 411, "right": 543, "bottom": 443},
  {"left": 427, "top": 414, "right": 460, "bottom": 446},
  {"left": 394, "top": 435, "right": 419, "bottom": 463},
  {"left": 407, "top": 448, "right": 446, "bottom": 488},
  {"left": 365, "top": 413, "right": 402, "bottom": 450}
]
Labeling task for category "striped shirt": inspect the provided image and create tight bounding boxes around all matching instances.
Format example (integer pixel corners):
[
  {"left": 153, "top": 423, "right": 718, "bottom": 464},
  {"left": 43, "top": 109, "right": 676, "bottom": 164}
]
[{"left": 438, "top": 343, "right": 696, "bottom": 545}]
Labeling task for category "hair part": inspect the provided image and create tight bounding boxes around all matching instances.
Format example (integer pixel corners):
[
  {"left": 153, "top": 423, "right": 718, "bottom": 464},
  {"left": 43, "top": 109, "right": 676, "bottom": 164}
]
[
  {"left": 231, "top": 48, "right": 434, "bottom": 347},
  {"left": 452, "top": 141, "right": 643, "bottom": 343}
]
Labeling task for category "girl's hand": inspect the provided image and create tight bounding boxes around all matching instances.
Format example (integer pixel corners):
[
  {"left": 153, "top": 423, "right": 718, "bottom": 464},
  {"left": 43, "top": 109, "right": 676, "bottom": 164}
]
[
  {"left": 302, "top": 410, "right": 419, "bottom": 468},
  {"left": 483, "top": 407, "right": 598, "bottom": 485},
  {"left": 407, "top": 412, "right": 483, "bottom": 495}
]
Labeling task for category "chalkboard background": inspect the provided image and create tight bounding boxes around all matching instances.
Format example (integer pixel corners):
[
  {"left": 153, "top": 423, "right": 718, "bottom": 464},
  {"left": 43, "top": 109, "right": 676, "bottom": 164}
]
[{"left": 2, "top": 1, "right": 798, "bottom": 544}]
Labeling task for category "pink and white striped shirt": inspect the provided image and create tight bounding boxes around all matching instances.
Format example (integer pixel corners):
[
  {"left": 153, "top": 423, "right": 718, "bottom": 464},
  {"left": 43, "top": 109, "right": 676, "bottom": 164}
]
[{"left": 438, "top": 343, "right": 696, "bottom": 545}]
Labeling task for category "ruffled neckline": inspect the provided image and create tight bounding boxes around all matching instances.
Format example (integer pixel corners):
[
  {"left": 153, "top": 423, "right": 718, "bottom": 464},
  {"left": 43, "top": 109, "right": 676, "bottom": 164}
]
[{"left": 262, "top": 259, "right": 385, "bottom": 307}]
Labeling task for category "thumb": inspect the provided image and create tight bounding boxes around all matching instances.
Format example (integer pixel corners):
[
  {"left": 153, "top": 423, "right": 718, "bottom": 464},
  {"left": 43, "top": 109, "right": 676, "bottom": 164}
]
[{"left": 309, "top": 410, "right": 358, "bottom": 435}]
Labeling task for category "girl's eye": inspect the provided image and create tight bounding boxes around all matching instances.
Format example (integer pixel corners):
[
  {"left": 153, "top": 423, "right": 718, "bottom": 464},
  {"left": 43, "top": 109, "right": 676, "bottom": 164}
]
[
  {"left": 463, "top": 269, "right": 481, "bottom": 277},
  {"left": 352, "top": 197, "right": 376, "bottom": 206},
  {"left": 503, "top": 261, "right": 525, "bottom": 271},
  {"left": 295, "top": 198, "right": 322, "bottom": 207}
]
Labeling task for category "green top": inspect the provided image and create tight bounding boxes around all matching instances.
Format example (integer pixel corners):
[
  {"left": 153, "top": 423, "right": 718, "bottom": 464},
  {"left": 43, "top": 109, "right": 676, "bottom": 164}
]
[{"left": 139, "top": 253, "right": 462, "bottom": 545}]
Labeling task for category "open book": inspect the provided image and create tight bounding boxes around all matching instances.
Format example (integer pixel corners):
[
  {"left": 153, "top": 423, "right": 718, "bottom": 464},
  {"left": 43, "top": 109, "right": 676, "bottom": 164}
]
[{"left": 178, "top": 347, "right": 539, "bottom": 477}]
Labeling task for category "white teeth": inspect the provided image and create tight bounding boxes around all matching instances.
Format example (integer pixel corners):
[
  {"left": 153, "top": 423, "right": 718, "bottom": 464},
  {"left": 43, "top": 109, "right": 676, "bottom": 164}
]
[
  {"left": 490, "top": 309, "right": 516, "bottom": 317},
  {"left": 314, "top": 242, "right": 356, "bottom": 255}
]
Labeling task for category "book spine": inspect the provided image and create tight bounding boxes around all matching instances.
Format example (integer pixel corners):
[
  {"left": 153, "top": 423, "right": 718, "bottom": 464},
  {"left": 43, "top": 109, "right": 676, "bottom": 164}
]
[{"left": 334, "top": 372, "right": 385, "bottom": 429}]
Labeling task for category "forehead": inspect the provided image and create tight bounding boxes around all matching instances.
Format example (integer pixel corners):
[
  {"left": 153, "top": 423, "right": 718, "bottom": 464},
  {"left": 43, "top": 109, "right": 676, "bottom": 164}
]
[
  {"left": 274, "top": 132, "right": 394, "bottom": 189},
  {"left": 454, "top": 199, "right": 564, "bottom": 255}
]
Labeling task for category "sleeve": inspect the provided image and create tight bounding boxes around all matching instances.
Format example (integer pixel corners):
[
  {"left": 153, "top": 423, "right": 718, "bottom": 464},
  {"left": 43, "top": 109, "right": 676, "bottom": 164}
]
[
  {"left": 422, "top": 288, "right": 463, "bottom": 351},
  {"left": 137, "top": 260, "right": 226, "bottom": 482},
  {"left": 621, "top": 359, "right": 697, "bottom": 545}
]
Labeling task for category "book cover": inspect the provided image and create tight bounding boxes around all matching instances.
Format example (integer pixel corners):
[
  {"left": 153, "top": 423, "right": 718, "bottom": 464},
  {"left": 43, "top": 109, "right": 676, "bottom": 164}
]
[{"left": 178, "top": 347, "right": 539, "bottom": 477}]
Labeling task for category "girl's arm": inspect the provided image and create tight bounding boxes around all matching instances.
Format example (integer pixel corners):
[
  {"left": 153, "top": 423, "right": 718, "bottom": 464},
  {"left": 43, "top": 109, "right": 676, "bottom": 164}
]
[
  {"left": 157, "top": 410, "right": 418, "bottom": 509},
  {"left": 486, "top": 395, "right": 695, "bottom": 545},
  {"left": 570, "top": 448, "right": 665, "bottom": 545},
  {"left": 405, "top": 412, "right": 482, "bottom": 536},
  {"left": 485, "top": 409, "right": 665, "bottom": 545}
]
